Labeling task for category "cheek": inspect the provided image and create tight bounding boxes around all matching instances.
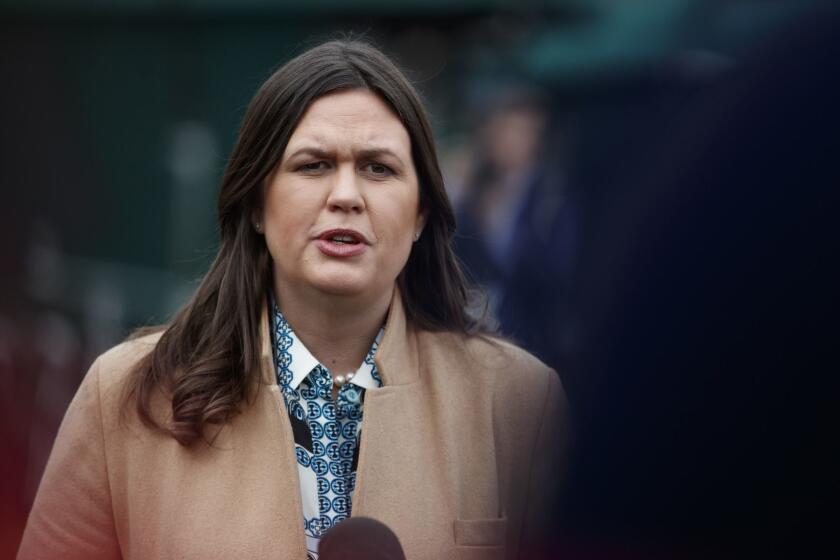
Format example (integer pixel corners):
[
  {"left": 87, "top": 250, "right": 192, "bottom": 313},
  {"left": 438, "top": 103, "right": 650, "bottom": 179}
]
[
  {"left": 264, "top": 183, "right": 317, "bottom": 235},
  {"left": 262, "top": 201, "right": 304, "bottom": 267},
  {"left": 378, "top": 204, "right": 419, "bottom": 247},
  {"left": 387, "top": 187, "right": 420, "bottom": 229},
  {"left": 379, "top": 212, "right": 419, "bottom": 272}
]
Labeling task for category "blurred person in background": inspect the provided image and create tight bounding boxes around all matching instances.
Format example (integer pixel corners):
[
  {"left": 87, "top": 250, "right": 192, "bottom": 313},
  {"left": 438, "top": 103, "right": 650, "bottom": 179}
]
[
  {"left": 17, "top": 39, "right": 566, "bottom": 560},
  {"left": 559, "top": 8, "right": 839, "bottom": 559},
  {"left": 454, "top": 87, "right": 579, "bottom": 372}
]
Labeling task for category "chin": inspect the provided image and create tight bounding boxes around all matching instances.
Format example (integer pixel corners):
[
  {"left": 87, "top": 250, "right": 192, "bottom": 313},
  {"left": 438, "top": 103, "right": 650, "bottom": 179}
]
[
  {"left": 308, "top": 270, "right": 375, "bottom": 298},
  {"left": 314, "top": 282, "right": 369, "bottom": 297}
]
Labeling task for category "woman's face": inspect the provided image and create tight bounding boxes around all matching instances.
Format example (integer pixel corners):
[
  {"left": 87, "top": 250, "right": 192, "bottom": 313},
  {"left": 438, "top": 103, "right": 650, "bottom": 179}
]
[{"left": 261, "top": 88, "right": 426, "bottom": 304}]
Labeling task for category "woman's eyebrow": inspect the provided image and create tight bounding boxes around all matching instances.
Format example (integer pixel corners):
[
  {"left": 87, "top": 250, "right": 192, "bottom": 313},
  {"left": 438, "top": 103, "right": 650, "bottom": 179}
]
[
  {"left": 355, "top": 148, "right": 405, "bottom": 166},
  {"left": 285, "top": 146, "right": 332, "bottom": 161},
  {"left": 285, "top": 145, "right": 406, "bottom": 166}
]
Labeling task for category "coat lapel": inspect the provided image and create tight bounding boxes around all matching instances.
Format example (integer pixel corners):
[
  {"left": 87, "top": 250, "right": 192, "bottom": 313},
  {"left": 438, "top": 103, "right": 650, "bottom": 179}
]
[
  {"left": 349, "top": 289, "right": 458, "bottom": 556},
  {"left": 371, "top": 286, "right": 420, "bottom": 387},
  {"left": 255, "top": 286, "right": 443, "bottom": 556},
  {"left": 252, "top": 304, "right": 308, "bottom": 557}
]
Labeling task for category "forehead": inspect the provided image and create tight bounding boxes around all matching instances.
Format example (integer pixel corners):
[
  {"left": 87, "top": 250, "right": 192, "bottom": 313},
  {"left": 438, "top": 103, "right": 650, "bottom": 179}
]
[{"left": 285, "top": 89, "right": 411, "bottom": 156}]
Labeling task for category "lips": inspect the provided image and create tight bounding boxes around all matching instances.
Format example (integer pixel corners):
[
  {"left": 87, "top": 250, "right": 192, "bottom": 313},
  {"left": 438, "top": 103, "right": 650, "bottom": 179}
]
[
  {"left": 314, "top": 228, "right": 369, "bottom": 258},
  {"left": 317, "top": 229, "right": 367, "bottom": 244}
]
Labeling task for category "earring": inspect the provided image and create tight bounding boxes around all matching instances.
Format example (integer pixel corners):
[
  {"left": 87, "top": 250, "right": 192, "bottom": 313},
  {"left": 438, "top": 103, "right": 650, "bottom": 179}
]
[
  {"left": 413, "top": 231, "right": 421, "bottom": 241},
  {"left": 254, "top": 221, "right": 262, "bottom": 233}
]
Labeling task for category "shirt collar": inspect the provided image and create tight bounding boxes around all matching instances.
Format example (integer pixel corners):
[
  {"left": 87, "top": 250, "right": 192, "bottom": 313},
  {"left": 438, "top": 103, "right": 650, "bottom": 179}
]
[
  {"left": 270, "top": 298, "right": 383, "bottom": 392},
  {"left": 346, "top": 330, "right": 383, "bottom": 390},
  {"left": 259, "top": 286, "right": 420, "bottom": 389}
]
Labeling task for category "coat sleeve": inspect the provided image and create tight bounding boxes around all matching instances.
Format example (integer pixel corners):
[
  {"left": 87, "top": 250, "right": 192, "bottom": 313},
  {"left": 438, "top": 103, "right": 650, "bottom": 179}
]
[
  {"left": 519, "top": 369, "right": 569, "bottom": 558},
  {"left": 17, "top": 358, "right": 122, "bottom": 560}
]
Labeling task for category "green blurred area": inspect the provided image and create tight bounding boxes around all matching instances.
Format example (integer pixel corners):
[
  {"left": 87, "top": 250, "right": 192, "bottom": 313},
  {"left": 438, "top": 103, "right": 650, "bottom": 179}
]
[{"left": 1, "top": 0, "right": 827, "bottom": 339}]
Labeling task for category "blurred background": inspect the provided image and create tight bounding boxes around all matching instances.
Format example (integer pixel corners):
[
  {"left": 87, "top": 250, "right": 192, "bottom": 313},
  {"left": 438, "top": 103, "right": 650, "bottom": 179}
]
[{"left": 1, "top": 0, "right": 838, "bottom": 558}]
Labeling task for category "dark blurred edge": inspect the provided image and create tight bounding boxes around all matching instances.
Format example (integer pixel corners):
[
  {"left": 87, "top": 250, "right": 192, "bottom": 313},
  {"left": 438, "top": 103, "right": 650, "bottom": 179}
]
[{"left": 556, "top": 7, "right": 839, "bottom": 559}]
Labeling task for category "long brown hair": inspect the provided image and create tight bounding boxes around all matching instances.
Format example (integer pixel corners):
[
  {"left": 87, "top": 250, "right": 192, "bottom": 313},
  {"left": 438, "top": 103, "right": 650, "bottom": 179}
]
[{"left": 126, "top": 39, "right": 486, "bottom": 446}]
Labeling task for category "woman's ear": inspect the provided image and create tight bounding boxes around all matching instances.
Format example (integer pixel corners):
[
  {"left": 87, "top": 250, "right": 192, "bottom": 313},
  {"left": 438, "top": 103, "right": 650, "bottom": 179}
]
[
  {"left": 252, "top": 176, "right": 271, "bottom": 234},
  {"left": 251, "top": 208, "right": 264, "bottom": 234},
  {"left": 414, "top": 209, "right": 429, "bottom": 242}
]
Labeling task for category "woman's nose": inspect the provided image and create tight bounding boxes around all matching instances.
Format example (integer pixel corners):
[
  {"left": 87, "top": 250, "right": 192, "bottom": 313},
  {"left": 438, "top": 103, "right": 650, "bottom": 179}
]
[{"left": 326, "top": 165, "right": 365, "bottom": 213}]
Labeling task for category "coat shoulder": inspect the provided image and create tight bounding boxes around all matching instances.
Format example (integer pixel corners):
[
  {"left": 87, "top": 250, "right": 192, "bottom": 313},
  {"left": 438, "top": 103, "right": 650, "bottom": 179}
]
[
  {"left": 93, "top": 331, "right": 163, "bottom": 396},
  {"left": 417, "top": 329, "right": 557, "bottom": 390},
  {"left": 468, "top": 334, "right": 554, "bottom": 378}
]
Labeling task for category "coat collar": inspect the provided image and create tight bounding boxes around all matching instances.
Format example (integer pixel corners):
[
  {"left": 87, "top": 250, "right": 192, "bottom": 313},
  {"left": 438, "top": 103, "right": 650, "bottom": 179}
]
[{"left": 257, "top": 285, "right": 420, "bottom": 389}]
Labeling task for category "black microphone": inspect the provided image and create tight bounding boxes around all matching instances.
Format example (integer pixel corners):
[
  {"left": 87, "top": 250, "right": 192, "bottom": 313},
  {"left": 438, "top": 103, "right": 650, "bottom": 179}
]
[{"left": 318, "top": 516, "right": 406, "bottom": 560}]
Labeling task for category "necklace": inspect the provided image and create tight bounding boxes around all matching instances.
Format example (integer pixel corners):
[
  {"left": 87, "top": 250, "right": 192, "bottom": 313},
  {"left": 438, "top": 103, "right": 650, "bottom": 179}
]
[{"left": 333, "top": 371, "right": 356, "bottom": 388}]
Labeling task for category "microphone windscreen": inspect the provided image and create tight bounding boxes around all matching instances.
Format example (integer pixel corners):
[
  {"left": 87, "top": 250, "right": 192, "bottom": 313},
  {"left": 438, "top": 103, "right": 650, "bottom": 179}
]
[{"left": 318, "top": 516, "right": 406, "bottom": 560}]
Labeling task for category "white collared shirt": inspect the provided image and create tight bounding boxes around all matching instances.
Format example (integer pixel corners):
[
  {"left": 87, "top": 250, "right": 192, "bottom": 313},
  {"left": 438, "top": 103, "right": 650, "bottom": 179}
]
[{"left": 270, "top": 301, "right": 383, "bottom": 559}]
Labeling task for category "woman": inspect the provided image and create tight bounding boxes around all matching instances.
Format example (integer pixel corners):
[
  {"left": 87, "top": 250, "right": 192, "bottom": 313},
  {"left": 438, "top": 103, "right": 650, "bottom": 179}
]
[{"left": 18, "top": 39, "right": 566, "bottom": 560}]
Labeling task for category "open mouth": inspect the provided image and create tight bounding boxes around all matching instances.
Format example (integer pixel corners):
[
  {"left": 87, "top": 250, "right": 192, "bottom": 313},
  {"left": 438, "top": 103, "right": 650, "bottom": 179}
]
[
  {"left": 315, "top": 229, "right": 368, "bottom": 257},
  {"left": 318, "top": 229, "right": 366, "bottom": 244},
  {"left": 328, "top": 234, "right": 360, "bottom": 245}
]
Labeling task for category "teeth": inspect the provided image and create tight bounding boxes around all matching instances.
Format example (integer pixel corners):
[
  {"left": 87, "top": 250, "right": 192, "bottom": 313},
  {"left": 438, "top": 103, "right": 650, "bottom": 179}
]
[{"left": 330, "top": 235, "right": 356, "bottom": 243}]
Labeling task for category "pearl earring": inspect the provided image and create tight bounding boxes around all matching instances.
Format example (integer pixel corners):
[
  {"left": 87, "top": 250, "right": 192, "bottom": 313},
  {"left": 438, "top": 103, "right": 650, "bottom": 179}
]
[{"left": 254, "top": 221, "right": 262, "bottom": 233}]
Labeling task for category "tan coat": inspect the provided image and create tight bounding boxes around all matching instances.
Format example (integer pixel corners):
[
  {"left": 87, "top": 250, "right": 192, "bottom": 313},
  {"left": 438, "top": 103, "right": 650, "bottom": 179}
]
[{"left": 18, "top": 289, "right": 567, "bottom": 560}]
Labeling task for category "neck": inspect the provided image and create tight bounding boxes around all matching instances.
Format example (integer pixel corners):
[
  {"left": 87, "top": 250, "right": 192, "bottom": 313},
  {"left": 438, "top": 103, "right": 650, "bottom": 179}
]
[{"left": 274, "top": 283, "right": 392, "bottom": 375}]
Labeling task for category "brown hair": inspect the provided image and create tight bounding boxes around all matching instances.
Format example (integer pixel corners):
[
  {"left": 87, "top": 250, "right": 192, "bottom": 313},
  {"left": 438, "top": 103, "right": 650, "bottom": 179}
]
[{"left": 126, "top": 38, "right": 486, "bottom": 445}]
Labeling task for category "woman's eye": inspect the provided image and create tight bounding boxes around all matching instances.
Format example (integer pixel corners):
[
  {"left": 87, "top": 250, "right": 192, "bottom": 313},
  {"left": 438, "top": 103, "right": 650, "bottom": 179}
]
[
  {"left": 364, "top": 162, "right": 393, "bottom": 177},
  {"left": 299, "top": 161, "right": 328, "bottom": 173}
]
